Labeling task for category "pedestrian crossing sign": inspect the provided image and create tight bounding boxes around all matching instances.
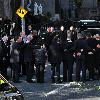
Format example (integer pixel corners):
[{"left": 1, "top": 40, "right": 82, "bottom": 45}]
[{"left": 16, "top": 6, "right": 28, "bottom": 18}]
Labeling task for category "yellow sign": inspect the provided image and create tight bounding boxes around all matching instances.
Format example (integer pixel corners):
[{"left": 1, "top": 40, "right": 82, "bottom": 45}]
[
  {"left": 16, "top": 6, "right": 28, "bottom": 18},
  {"left": 0, "top": 79, "right": 5, "bottom": 84}
]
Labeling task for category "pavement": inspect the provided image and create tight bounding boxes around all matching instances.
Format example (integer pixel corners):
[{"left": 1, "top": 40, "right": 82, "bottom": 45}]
[{"left": 9, "top": 63, "right": 100, "bottom": 100}]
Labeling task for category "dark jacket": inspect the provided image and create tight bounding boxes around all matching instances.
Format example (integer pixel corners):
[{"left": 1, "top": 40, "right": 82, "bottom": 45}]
[
  {"left": 1, "top": 40, "right": 10, "bottom": 61},
  {"left": 10, "top": 42, "right": 20, "bottom": 63},
  {"left": 62, "top": 40, "right": 74, "bottom": 61},
  {"left": 23, "top": 42, "right": 33, "bottom": 62},
  {"left": 73, "top": 38, "right": 91, "bottom": 55},
  {"left": 86, "top": 38, "right": 97, "bottom": 52},
  {"left": 49, "top": 33, "right": 62, "bottom": 63},
  {"left": 95, "top": 40, "right": 100, "bottom": 64},
  {"left": 0, "top": 41, "right": 3, "bottom": 61},
  {"left": 34, "top": 48, "right": 47, "bottom": 64}
]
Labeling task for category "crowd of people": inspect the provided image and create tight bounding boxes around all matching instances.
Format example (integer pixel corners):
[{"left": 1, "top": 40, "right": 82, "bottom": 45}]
[{"left": 0, "top": 23, "right": 100, "bottom": 84}]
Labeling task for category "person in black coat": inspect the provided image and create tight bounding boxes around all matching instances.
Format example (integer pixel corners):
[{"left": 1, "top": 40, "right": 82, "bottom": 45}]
[
  {"left": 48, "top": 32, "right": 62, "bottom": 83},
  {"left": 60, "top": 27, "right": 75, "bottom": 82},
  {"left": 10, "top": 36, "right": 22, "bottom": 83},
  {"left": 34, "top": 44, "right": 47, "bottom": 83},
  {"left": 19, "top": 32, "right": 27, "bottom": 76},
  {"left": 44, "top": 29, "right": 55, "bottom": 63},
  {"left": 67, "top": 26, "right": 77, "bottom": 42},
  {"left": 26, "top": 24, "right": 33, "bottom": 35},
  {"left": 86, "top": 33, "right": 97, "bottom": 80},
  {"left": 1, "top": 35, "right": 10, "bottom": 79},
  {"left": 73, "top": 33, "right": 90, "bottom": 82},
  {"left": 95, "top": 34, "right": 100, "bottom": 79},
  {"left": 23, "top": 35, "right": 34, "bottom": 83},
  {"left": 0, "top": 40, "right": 3, "bottom": 77}
]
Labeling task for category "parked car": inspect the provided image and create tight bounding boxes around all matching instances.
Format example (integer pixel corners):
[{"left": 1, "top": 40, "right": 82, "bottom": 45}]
[
  {"left": 0, "top": 74, "right": 24, "bottom": 100},
  {"left": 81, "top": 28, "right": 100, "bottom": 36}
]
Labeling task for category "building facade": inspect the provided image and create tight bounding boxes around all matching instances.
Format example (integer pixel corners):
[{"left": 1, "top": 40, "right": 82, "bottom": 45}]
[
  {"left": 78, "top": 0, "right": 100, "bottom": 19},
  {"left": 0, "top": 0, "right": 12, "bottom": 19},
  {"left": 0, "top": 0, "right": 100, "bottom": 20}
]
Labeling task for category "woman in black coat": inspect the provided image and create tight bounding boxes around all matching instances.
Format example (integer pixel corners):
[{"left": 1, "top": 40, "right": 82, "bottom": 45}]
[{"left": 48, "top": 32, "right": 62, "bottom": 83}]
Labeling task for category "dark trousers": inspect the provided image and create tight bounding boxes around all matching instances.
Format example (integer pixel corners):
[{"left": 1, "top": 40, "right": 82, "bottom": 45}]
[
  {"left": 76, "top": 55, "right": 86, "bottom": 82},
  {"left": 36, "top": 63, "right": 45, "bottom": 83},
  {"left": 12, "top": 63, "right": 20, "bottom": 82},
  {"left": 86, "top": 54, "right": 95, "bottom": 79},
  {"left": 95, "top": 54, "right": 100, "bottom": 78},
  {"left": 63, "top": 58, "right": 74, "bottom": 82},
  {"left": 1, "top": 59, "right": 9, "bottom": 79},
  {"left": 51, "top": 63, "right": 61, "bottom": 82},
  {"left": 25, "top": 62, "right": 34, "bottom": 81},
  {"left": 19, "top": 62, "right": 26, "bottom": 75}
]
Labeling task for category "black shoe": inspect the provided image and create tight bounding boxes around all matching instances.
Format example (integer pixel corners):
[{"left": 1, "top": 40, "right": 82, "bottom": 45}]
[
  {"left": 26, "top": 80, "right": 34, "bottom": 83},
  {"left": 82, "top": 80, "right": 86, "bottom": 83},
  {"left": 51, "top": 78, "right": 55, "bottom": 83},
  {"left": 19, "top": 74, "right": 23, "bottom": 77},
  {"left": 63, "top": 79, "right": 67, "bottom": 82},
  {"left": 52, "top": 79, "right": 55, "bottom": 83},
  {"left": 37, "top": 81, "right": 44, "bottom": 83},
  {"left": 68, "top": 79, "right": 73, "bottom": 82},
  {"left": 89, "top": 78, "right": 94, "bottom": 81},
  {"left": 56, "top": 80, "right": 62, "bottom": 83}
]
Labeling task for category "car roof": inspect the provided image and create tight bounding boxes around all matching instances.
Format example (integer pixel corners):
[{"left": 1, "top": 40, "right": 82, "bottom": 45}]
[
  {"left": 78, "top": 20, "right": 97, "bottom": 22},
  {"left": 82, "top": 28, "right": 100, "bottom": 36}
]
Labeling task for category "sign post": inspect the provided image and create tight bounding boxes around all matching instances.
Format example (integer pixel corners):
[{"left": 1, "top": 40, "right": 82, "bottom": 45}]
[
  {"left": 21, "top": 0, "right": 25, "bottom": 32},
  {"left": 16, "top": 0, "right": 28, "bottom": 32}
]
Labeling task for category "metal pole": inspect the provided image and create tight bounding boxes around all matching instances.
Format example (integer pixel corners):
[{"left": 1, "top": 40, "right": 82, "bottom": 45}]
[{"left": 21, "top": 0, "right": 25, "bottom": 32}]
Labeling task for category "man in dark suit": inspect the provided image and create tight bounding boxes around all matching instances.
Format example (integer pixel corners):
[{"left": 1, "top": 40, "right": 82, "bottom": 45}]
[
  {"left": 95, "top": 34, "right": 100, "bottom": 79},
  {"left": 86, "top": 33, "right": 97, "bottom": 80},
  {"left": 49, "top": 32, "right": 62, "bottom": 83},
  {"left": 1, "top": 35, "right": 10, "bottom": 79},
  {"left": 67, "top": 26, "right": 77, "bottom": 42},
  {"left": 73, "top": 33, "right": 90, "bottom": 82},
  {"left": 60, "top": 27, "right": 75, "bottom": 82},
  {"left": 23, "top": 35, "right": 34, "bottom": 83}
]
